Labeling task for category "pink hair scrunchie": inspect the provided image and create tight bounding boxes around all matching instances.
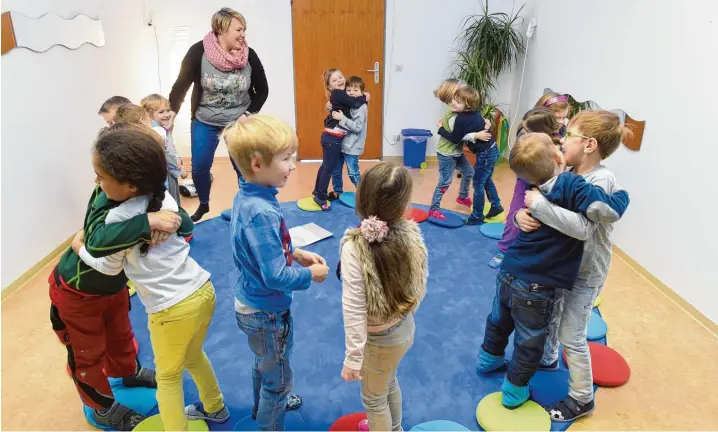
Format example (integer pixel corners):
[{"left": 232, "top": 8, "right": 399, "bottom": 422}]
[{"left": 360, "top": 216, "right": 389, "bottom": 244}]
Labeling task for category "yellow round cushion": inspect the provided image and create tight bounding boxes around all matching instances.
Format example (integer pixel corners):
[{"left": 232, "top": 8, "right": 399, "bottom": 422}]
[
  {"left": 127, "top": 281, "right": 136, "bottom": 297},
  {"left": 133, "top": 414, "right": 208, "bottom": 431},
  {"left": 297, "top": 197, "right": 331, "bottom": 212},
  {"left": 593, "top": 295, "right": 602, "bottom": 307},
  {"left": 476, "top": 392, "right": 551, "bottom": 431}
]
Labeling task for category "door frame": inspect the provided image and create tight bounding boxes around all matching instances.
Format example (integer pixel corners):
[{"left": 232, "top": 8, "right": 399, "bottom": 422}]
[{"left": 289, "top": 0, "right": 388, "bottom": 161}]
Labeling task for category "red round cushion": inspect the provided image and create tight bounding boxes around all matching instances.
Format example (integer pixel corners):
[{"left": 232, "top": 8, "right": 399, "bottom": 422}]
[
  {"left": 330, "top": 412, "right": 367, "bottom": 431},
  {"left": 563, "top": 342, "right": 630, "bottom": 387},
  {"left": 405, "top": 207, "right": 429, "bottom": 223}
]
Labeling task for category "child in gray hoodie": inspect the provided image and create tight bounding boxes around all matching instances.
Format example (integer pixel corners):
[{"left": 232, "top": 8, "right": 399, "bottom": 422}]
[{"left": 329, "top": 76, "right": 368, "bottom": 200}]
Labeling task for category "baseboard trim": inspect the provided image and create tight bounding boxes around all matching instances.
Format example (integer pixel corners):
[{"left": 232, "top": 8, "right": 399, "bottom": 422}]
[
  {"left": 1, "top": 235, "right": 72, "bottom": 303},
  {"left": 613, "top": 246, "right": 718, "bottom": 337}
]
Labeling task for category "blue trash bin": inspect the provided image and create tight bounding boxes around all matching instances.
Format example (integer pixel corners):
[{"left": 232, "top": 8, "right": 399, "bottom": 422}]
[{"left": 401, "top": 128, "right": 433, "bottom": 168}]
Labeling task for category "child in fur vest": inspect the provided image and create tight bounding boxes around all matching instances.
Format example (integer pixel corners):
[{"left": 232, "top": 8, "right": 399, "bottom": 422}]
[{"left": 338, "top": 162, "right": 428, "bottom": 431}]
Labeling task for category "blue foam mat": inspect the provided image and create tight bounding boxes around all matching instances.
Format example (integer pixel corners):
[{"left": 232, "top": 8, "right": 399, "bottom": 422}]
[{"left": 123, "top": 201, "right": 607, "bottom": 432}]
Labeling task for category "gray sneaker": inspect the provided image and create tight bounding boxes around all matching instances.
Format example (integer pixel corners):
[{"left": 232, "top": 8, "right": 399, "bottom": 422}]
[
  {"left": 184, "top": 403, "right": 230, "bottom": 424},
  {"left": 93, "top": 403, "right": 145, "bottom": 431}
]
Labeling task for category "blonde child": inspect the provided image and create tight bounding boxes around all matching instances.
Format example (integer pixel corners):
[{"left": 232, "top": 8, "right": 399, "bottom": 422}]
[
  {"left": 312, "top": 69, "right": 367, "bottom": 210},
  {"left": 141, "top": 94, "right": 187, "bottom": 204},
  {"left": 339, "top": 162, "right": 428, "bottom": 431},
  {"left": 516, "top": 111, "right": 632, "bottom": 421},
  {"left": 73, "top": 126, "right": 228, "bottom": 430},
  {"left": 489, "top": 93, "right": 571, "bottom": 268},
  {"left": 224, "top": 115, "right": 329, "bottom": 430}
]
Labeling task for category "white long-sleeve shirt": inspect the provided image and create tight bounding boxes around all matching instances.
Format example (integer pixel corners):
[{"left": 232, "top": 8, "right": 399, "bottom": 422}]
[{"left": 78, "top": 194, "right": 209, "bottom": 313}]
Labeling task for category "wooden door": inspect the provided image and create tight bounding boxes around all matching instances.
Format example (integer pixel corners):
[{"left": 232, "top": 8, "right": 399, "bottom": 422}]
[{"left": 292, "top": 0, "right": 385, "bottom": 160}]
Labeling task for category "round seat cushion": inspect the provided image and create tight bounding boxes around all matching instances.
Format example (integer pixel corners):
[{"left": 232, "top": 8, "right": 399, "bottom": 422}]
[
  {"left": 405, "top": 206, "right": 429, "bottom": 223},
  {"left": 428, "top": 210, "right": 465, "bottom": 228},
  {"left": 563, "top": 342, "right": 630, "bottom": 387},
  {"left": 297, "top": 197, "right": 331, "bottom": 211},
  {"left": 410, "top": 420, "right": 470, "bottom": 431},
  {"left": 476, "top": 392, "right": 551, "bottom": 431},
  {"left": 338, "top": 192, "right": 356, "bottom": 208},
  {"left": 587, "top": 310, "right": 608, "bottom": 341},
  {"left": 479, "top": 222, "right": 505, "bottom": 240},
  {"left": 330, "top": 412, "right": 367, "bottom": 431},
  {"left": 133, "top": 414, "right": 208, "bottom": 431}
]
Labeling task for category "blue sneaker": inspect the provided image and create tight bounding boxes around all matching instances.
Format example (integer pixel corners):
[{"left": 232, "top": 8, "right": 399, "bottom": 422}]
[
  {"left": 184, "top": 403, "right": 230, "bottom": 424},
  {"left": 477, "top": 347, "right": 507, "bottom": 373},
  {"left": 488, "top": 252, "right": 505, "bottom": 269},
  {"left": 501, "top": 377, "right": 529, "bottom": 409}
]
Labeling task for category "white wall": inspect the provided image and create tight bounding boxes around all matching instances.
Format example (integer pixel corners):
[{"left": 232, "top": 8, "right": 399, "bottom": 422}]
[
  {"left": 382, "top": 0, "right": 524, "bottom": 157},
  {"left": 514, "top": 0, "right": 718, "bottom": 322},
  {"left": 149, "top": 0, "right": 295, "bottom": 158},
  {"left": 1, "top": 0, "right": 157, "bottom": 288}
]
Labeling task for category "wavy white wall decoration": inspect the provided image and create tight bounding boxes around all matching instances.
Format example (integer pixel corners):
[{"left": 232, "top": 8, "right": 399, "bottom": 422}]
[{"left": 1, "top": 11, "right": 105, "bottom": 54}]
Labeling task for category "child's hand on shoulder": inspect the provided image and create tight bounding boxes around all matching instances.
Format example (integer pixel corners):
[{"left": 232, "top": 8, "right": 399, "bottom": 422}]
[
  {"left": 484, "top": 118, "right": 492, "bottom": 130},
  {"left": 148, "top": 211, "right": 182, "bottom": 233},
  {"left": 341, "top": 365, "right": 362, "bottom": 382},
  {"left": 524, "top": 188, "right": 543, "bottom": 209},
  {"left": 325, "top": 101, "right": 333, "bottom": 112},
  {"left": 437, "top": 118, "right": 444, "bottom": 128},
  {"left": 364, "top": 92, "right": 370, "bottom": 101},
  {"left": 71, "top": 229, "right": 85, "bottom": 254},
  {"left": 331, "top": 110, "right": 345, "bottom": 121},
  {"left": 515, "top": 209, "right": 541, "bottom": 232},
  {"left": 474, "top": 130, "right": 491, "bottom": 141}
]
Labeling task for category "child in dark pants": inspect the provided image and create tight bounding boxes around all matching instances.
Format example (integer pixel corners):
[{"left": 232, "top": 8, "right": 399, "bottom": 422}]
[
  {"left": 477, "top": 132, "right": 630, "bottom": 409},
  {"left": 312, "top": 69, "right": 367, "bottom": 210}
]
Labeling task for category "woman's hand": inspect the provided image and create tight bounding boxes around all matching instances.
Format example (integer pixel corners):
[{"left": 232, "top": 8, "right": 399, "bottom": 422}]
[
  {"left": 332, "top": 111, "right": 345, "bottom": 121},
  {"left": 524, "top": 188, "right": 543, "bottom": 208},
  {"left": 71, "top": 230, "right": 85, "bottom": 254},
  {"left": 341, "top": 365, "right": 362, "bottom": 382},
  {"left": 325, "top": 101, "right": 332, "bottom": 112},
  {"left": 515, "top": 209, "right": 541, "bottom": 232},
  {"left": 474, "top": 130, "right": 492, "bottom": 141}
]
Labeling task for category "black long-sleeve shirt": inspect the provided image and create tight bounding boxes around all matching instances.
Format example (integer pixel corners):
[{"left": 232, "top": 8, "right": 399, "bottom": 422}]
[
  {"left": 325, "top": 90, "right": 367, "bottom": 129},
  {"left": 169, "top": 41, "right": 269, "bottom": 118}
]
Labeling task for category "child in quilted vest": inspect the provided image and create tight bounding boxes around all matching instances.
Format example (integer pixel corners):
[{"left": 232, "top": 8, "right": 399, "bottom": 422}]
[{"left": 339, "top": 162, "right": 428, "bottom": 431}]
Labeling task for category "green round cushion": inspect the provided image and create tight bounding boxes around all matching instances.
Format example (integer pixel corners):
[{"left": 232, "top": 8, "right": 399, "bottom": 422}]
[{"left": 476, "top": 392, "right": 551, "bottom": 431}]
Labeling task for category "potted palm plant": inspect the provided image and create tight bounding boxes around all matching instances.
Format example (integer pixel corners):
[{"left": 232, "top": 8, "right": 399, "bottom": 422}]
[{"left": 453, "top": 1, "right": 525, "bottom": 165}]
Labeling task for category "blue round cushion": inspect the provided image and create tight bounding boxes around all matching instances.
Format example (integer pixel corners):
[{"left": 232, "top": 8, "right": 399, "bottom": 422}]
[
  {"left": 528, "top": 368, "right": 570, "bottom": 407},
  {"left": 410, "top": 420, "right": 470, "bottom": 431},
  {"left": 587, "top": 309, "right": 608, "bottom": 341},
  {"left": 428, "top": 211, "right": 465, "bottom": 228},
  {"left": 338, "top": 192, "right": 356, "bottom": 208},
  {"left": 479, "top": 222, "right": 505, "bottom": 239},
  {"left": 83, "top": 377, "right": 158, "bottom": 429},
  {"left": 221, "top": 209, "right": 232, "bottom": 221}
]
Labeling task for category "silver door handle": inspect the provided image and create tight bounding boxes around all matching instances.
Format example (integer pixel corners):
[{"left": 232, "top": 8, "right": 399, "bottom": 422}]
[{"left": 367, "top": 61, "right": 379, "bottom": 84}]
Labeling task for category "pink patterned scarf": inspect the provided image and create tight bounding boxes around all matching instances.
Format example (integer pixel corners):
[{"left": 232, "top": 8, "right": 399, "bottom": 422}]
[{"left": 202, "top": 31, "right": 249, "bottom": 72}]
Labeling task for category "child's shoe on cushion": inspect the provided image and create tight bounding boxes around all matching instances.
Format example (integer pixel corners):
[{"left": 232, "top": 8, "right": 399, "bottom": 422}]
[
  {"left": 428, "top": 210, "right": 446, "bottom": 220},
  {"left": 121, "top": 367, "right": 157, "bottom": 388},
  {"left": 184, "top": 403, "right": 230, "bottom": 424},
  {"left": 485, "top": 204, "right": 504, "bottom": 219},
  {"left": 546, "top": 396, "right": 595, "bottom": 422},
  {"left": 501, "top": 377, "right": 529, "bottom": 409}
]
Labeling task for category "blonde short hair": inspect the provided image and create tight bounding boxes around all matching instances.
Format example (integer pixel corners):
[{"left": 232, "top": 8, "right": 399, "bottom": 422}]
[
  {"left": 140, "top": 94, "right": 170, "bottom": 116},
  {"left": 433, "top": 78, "right": 464, "bottom": 104},
  {"left": 509, "top": 132, "right": 558, "bottom": 185},
  {"left": 212, "top": 8, "right": 246, "bottom": 35},
  {"left": 114, "top": 104, "right": 149, "bottom": 124},
  {"left": 223, "top": 115, "right": 297, "bottom": 176}
]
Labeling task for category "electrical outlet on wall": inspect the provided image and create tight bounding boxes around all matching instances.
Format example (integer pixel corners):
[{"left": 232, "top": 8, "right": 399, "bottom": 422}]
[{"left": 393, "top": 134, "right": 401, "bottom": 143}]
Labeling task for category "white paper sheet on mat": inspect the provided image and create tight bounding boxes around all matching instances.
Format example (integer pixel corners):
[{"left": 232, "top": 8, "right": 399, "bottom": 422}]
[{"left": 289, "top": 223, "right": 333, "bottom": 247}]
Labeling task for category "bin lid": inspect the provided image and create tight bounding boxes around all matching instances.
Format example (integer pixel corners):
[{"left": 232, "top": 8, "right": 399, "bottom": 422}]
[{"left": 401, "top": 128, "right": 433, "bottom": 137}]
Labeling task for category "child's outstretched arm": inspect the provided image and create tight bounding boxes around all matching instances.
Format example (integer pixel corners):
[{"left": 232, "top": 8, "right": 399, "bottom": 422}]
[
  {"left": 243, "top": 212, "right": 313, "bottom": 292},
  {"left": 330, "top": 89, "right": 366, "bottom": 108}
]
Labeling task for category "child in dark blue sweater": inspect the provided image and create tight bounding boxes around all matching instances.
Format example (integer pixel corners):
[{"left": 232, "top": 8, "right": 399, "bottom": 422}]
[{"left": 476, "top": 132, "right": 630, "bottom": 409}]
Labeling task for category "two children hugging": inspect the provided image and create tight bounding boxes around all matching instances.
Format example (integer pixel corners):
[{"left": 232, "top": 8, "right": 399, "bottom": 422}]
[
  {"left": 476, "top": 123, "right": 631, "bottom": 413},
  {"left": 313, "top": 69, "right": 369, "bottom": 210},
  {"left": 430, "top": 79, "right": 503, "bottom": 223}
]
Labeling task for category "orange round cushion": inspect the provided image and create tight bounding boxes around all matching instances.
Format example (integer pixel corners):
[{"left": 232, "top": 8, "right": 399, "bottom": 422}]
[
  {"left": 563, "top": 342, "right": 630, "bottom": 387},
  {"left": 330, "top": 412, "right": 367, "bottom": 431}
]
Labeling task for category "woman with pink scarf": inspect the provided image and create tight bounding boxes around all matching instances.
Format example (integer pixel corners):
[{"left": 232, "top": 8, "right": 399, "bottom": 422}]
[{"left": 170, "top": 8, "right": 268, "bottom": 222}]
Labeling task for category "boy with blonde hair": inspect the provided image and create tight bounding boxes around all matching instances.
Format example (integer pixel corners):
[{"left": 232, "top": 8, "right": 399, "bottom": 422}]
[
  {"left": 224, "top": 115, "right": 329, "bottom": 431},
  {"left": 477, "top": 132, "right": 630, "bottom": 409},
  {"left": 98, "top": 96, "right": 132, "bottom": 125},
  {"left": 141, "top": 94, "right": 186, "bottom": 204}
]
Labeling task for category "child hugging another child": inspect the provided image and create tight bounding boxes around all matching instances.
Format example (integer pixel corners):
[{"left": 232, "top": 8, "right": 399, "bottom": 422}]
[
  {"left": 516, "top": 111, "right": 633, "bottom": 421},
  {"left": 141, "top": 94, "right": 188, "bottom": 204},
  {"left": 223, "top": 115, "right": 329, "bottom": 431},
  {"left": 313, "top": 69, "right": 368, "bottom": 210},
  {"left": 476, "top": 132, "right": 630, "bottom": 409},
  {"left": 98, "top": 96, "right": 132, "bottom": 126},
  {"left": 340, "top": 162, "right": 428, "bottom": 431},
  {"left": 429, "top": 82, "right": 496, "bottom": 221},
  {"left": 74, "top": 124, "right": 229, "bottom": 430},
  {"left": 489, "top": 93, "right": 570, "bottom": 267},
  {"left": 328, "top": 76, "right": 368, "bottom": 200}
]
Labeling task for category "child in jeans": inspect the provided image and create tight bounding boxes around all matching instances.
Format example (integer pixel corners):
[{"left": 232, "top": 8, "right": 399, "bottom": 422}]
[
  {"left": 224, "top": 115, "right": 330, "bottom": 430},
  {"left": 477, "top": 132, "right": 630, "bottom": 409},
  {"left": 429, "top": 85, "right": 486, "bottom": 220},
  {"left": 141, "top": 94, "right": 187, "bottom": 205},
  {"left": 514, "top": 111, "right": 632, "bottom": 421},
  {"left": 75, "top": 124, "right": 228, "bottom": 430},
  {"left": 339, "top": 162, "right": 428, "bottom": 431},
  {"left": 328, "top": 76, "right": 368, "bottom": 200}
]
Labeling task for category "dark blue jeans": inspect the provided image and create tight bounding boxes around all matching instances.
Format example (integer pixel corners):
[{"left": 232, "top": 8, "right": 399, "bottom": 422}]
[
  {"left": 470, "top": 145, "right": 501, "bottom": 221},
  {"left": 236, "top": 309, "right": 294, "bottom": 431},
  {"left": 429, "top": 153, "right": 473, "bottom": 211},
  {"left": 481, "top": 271, "right": 557, "bottom": 387},
  {"left": 313, "top": 133, "right": 343, "bottom": 201},
  {"left": 331, "top": 154, "right": 361, "bottom": 194},
  {"left": 191, "top": 119, "right": 244, "bottom": 205}
]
